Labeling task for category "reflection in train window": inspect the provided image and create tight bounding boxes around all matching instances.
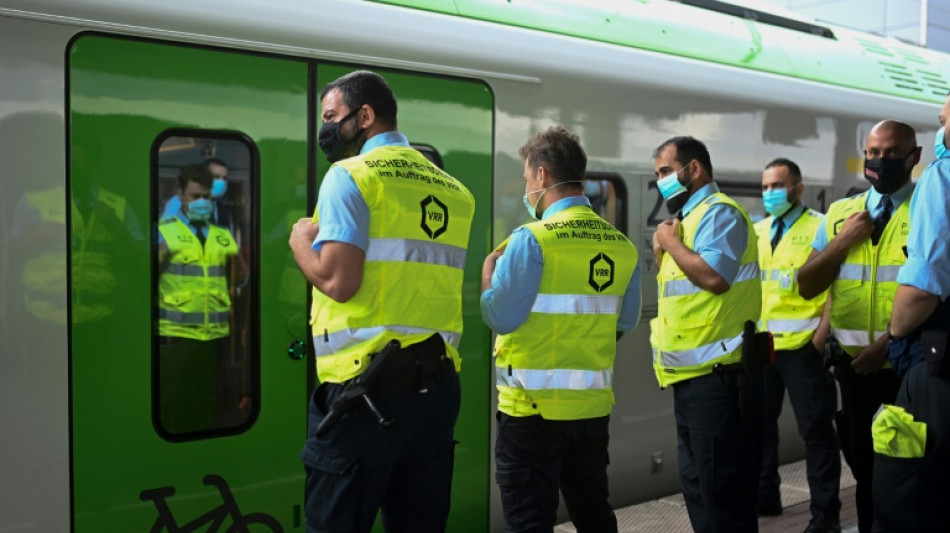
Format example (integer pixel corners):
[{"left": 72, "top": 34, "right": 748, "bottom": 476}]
[
  {"left": 152, "top": 132, "right": 258, "bottom": 441},
  {"left": 411, "top": 143, "right": 444, "bottom": 169},
  {"left": 585, "top": 172, "right": 627, "bottom": 235}
]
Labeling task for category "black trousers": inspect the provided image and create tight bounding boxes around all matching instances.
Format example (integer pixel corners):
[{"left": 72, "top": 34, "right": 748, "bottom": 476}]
[
  {"left": 301, "top": 359, "right": 459, "bottom": 533},
  {"left": 759, "top": 342, "right": 841, "bottom": 519},
  {"left": 872, "top": 359, "right": 950, "bottom": 533},
  {"left": 674, "top": 370, "right": 764, "bottom": 533},
  {"left": 494, "top": 413, "right": 616, "bottom": 533},
  {"left": 833, "top": 359, "right": 900, "bottom": 533}
]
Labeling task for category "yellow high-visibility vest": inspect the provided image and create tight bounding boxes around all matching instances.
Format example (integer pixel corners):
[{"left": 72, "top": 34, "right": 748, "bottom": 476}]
[
  {"left": 650, "top": 192, "right": 761, "bottom": 388},
  {"left": 158, "top": 218, "right": 237, "bottom": 340},
  {"left": 23, "top": 186, "right": 124, "bottom": 324},
  {"left": 872, "top": 405, "right": 926, "bottom": 458},
  {"left": 825, "top": 192, "right": 910, "bottom": 356},
  {"left": 310, "top": 145, "right": 475, "bottom": 384},
  {"left": 494, "top": 205, "right": 638, "bottom": 420},
  {"left": 755, "top": 208, "right": 827, "bottom": 351}
]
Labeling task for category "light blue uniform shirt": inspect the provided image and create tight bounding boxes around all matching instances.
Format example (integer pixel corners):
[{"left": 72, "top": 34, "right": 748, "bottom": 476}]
[
  {"left": 480, "top": 196, "right": 642, "bottom": 335},
  {"left": 681, "top": 182, "right": 748, "bottom": 284},
  {"left": 810, "top": 181, "right": 914, "bottom": 252},
  {"left": 311, "top": 131, "right": 410, "bottom": 252},
  {"left": 897, "top": 157, "right": 950, "bottom": 299},
  {"left": 770, "top": 203, "right": 807, "bottom": 242}
]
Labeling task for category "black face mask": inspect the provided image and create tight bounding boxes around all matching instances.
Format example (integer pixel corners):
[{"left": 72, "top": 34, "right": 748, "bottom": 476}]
[
  {"left": 318, "top": 107, "right": 364, "bottom": 163},
  {"left": 864, "top": 149, "right": 914, "bottom": 195}
]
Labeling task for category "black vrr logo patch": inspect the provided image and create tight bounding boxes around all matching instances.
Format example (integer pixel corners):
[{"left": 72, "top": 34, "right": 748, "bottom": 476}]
[
  {"left": 589, "top": 253, "right": 615, "bottom": 292},
  {"left": 420, "top": 195, "right": 449, "bottom": 239}
]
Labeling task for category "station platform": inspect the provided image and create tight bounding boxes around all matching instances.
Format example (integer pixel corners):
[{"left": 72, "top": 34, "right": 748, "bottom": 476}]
[{"left": 556, "top": 457, "right": 857, "bottom": 532}]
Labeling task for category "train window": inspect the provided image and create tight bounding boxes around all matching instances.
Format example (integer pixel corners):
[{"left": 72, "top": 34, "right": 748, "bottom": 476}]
[
  {"left": 585, "top": 172, "right": 628, "bottom": 235},
  {"left": 411, "top": 143, "right": 444, "bottom": 169},
  {"left": 151, "top": 131, "right": 259, "bottom": 441}
]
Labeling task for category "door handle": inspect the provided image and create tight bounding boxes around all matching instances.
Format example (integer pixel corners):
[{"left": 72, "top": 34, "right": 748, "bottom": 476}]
[{"left": 287, "top": 339, "right": 306, "bottom": 361}]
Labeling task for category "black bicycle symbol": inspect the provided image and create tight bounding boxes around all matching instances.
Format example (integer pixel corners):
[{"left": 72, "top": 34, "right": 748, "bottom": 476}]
[{"left": 140, "top": 474, "right": 283, "bottom": 533}]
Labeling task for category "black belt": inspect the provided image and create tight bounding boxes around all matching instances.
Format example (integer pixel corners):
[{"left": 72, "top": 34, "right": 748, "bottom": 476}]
[{"left": 366, "top": 333, "right": 452, "bottom": 397}]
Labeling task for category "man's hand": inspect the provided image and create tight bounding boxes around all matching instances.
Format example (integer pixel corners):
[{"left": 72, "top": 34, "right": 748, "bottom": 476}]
[
  {"left": 482, "top": 249, "right": 504, "bottom": 292},
  {"left": 836, "top": 210, "right": 874, "bottom": 249},
  {"left": 654, "top": 219, "right": 681, "bottom": 253},
  {"left": 289, "top": 217, "right": 319, "bottom": 254},
  {"left": 851, "top": 340, "right": 886, "bottom": 375}
]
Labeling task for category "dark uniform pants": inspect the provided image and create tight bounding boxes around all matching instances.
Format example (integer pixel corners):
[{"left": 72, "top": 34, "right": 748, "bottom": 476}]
[
  {"left": 301, "top": 360, "right": 460, "bottom": 533},
  {"left": 833, "top": 359, "right": 900, "bottom": 533},
  {"left": 759, "top": 343, "right": 841, "bottom": 519},
  {"left": 872, "top": 357, "right": 950, "bottom": 533},
  {"left": 494, "top": 413, "right": 617, "bottom": 533},
  {"left": 674, "top": 370, "right": 763, "bottom": 533}
]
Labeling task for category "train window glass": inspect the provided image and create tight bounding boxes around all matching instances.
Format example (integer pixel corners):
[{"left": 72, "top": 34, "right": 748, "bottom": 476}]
[
  {"left": 411, "top": 143, "right": 445, "bottom": 169},
  {"left": 585, "top": 172, "right": 628, "bottom": 234},
  {"left": 152, "top": 132, "right": 258, "bottom": 441}
]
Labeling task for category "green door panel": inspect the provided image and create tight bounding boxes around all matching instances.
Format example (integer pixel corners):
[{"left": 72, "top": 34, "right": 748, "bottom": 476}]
[
  {"left": 69, "top": 35, "right": 309, "bottom": 530},
  {"left": 315, "top": 65, "right": 494, "bottom": 531}
]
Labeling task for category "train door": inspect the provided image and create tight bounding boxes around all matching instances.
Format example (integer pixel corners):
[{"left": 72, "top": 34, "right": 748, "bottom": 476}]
[
  {"left": 313, "top": 64, "right": 494, "bottom": 531},
  {"left": 68, "top": 35, "right": 308, "bottom": 530}
]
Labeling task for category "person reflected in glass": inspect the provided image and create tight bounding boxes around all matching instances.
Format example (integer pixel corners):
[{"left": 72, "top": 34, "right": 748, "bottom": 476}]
[{"left": 157, "top": 163, "right": 240, "bottom": 434}]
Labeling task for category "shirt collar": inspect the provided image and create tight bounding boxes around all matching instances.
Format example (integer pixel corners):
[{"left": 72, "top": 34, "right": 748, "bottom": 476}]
[
  {"left": 360, "top": 131, "right": 409, "bottom": 154},
  {"left": 681, "top": 182, "right": 719, "bottom": 217},
  {"left": 541, "top": 195, "right": 592, "bottom": 220},
  {"left": 866, "top": 180, "right": 914, "bottom": 208},
  {"left": 775, "top": 202, "right": 806, "bottom": 228}
]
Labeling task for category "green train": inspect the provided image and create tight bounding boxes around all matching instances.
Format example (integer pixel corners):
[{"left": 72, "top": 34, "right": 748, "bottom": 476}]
[{"left": 0, "top": 0, "right": 948, "bottom": 531}]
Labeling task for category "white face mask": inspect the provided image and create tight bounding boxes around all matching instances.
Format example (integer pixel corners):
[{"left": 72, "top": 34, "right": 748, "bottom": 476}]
[{"left": 522, "top": 180, "right": 583, "bottom": 220}]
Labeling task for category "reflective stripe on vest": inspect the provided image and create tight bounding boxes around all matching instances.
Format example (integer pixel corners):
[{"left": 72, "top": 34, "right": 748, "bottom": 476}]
[
  {"left": 365, "top": 238, "right": 466, "bottom": 270},
  {"left": 310, "top": 145, "right": 475, "bottom": 383},
  {"left": 494, "top": 204, "right": 638, "bottom": 420},
  {"left": 663, "top": 261, "right": 759, "bottom": 298},
  {"left": 826, "top": 192, "right": 910, "bottom": 358},
  {"left": 495, "top": 368, "right": 613, "bottom": 390},
  {"left": 654, "top": 331, "right": 744, "bottom": 368},
  {"left": 312, "top": 326, "right": 460, "bottom": 358},
  {"left": 531, "top": 294, "right": 620, "bottom": 314},
  {"left": 165, "top": 264, "right": 227, "bottom": 277},
  {"left": 764, "top": 317, "right": 821, "bottom": 333},
  {"left": 160, "top": 309, "right": 231, "bottom": 325},
  {"left": 837, "top": 263, "right": 902, "bottom": 283}
]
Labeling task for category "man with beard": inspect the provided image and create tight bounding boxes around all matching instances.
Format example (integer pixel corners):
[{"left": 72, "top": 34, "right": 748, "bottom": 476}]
[
  {"left": 755, "top": 158, "right": 841, "bottom": 533},
  {"left": 289, "top": 70, "right": 475, "bottom": 533},
  {"left": 650, "top": 136, "right": 763, "bottom": 533},
  {"left": 871, "top": 94, "right": 950, "bottom": 533},
  {"left": 798, "top": 120, "right": 919, "bottom": 533}
]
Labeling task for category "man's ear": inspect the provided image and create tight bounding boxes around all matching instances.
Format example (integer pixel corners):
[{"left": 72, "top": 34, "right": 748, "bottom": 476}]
[
  {"left": 536, "top": 165, "right": 552, "bottom": 188},
  {"left": 357, "top": 104, "right": 375, "bottom": 130}
]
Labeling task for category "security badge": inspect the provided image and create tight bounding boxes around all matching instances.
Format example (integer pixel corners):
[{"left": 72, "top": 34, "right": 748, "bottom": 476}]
[{"left": 779, "top": 269, "right": 794, "bottom": 291}]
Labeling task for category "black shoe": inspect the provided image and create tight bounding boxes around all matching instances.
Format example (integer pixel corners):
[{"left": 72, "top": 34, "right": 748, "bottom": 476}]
[
  {"left": 757, "top": 498, "right": 783, "bottom": 516},
  {"left": 803, "top": 515, "right": 841, "bottom": 533}
]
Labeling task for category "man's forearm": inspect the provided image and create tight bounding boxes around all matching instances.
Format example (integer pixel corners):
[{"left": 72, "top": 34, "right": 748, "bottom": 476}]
[
  {"left": 663, "top": 238, "right": 729, "bottom": 294},
  {"left": 890, "top": 284, "right": 940, "bottom": 337},
  {"left": 798, "top": 243, "right": 849, "bottom": 300}
]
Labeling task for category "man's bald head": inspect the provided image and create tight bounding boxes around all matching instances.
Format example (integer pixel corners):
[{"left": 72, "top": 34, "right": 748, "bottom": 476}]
[{"left": 864, "top": 119, "right": 921, "bottom": 194}]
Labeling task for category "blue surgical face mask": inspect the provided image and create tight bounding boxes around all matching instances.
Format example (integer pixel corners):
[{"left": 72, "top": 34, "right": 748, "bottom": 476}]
[
  {"left": 657, "top": 169, "right": 689, "bottom": 199},
  {"left": 522, "top": 180, "right": 584, "bottom": 220},
  {"left": 210, "top": 178, "right": 228, "bottom": 199},
  {"left": 936, "top": 127, "right": 948, "bottom": 160},
  {"left": 762, "top": 188, "right": 792, "bottom": 217},
  {"left": 186, "top": 198, "right": 213, "bottom": 222}
]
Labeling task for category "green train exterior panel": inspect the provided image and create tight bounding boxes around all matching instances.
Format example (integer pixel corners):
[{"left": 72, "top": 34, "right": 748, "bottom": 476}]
[{"left": 371, "top": 0, "right": 950, "bottom": 104}]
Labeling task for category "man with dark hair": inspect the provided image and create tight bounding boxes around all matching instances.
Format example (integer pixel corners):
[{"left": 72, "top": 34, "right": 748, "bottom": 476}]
[
  {"left": 798, "top": 120, "right": 919, "bottom": 533},
  {"left": 290, "top": 70, "right": 475, "bottom": 533},
  {"left": 481, "top": 125, "right": 640, "bottom": 532},
  {"left": 650, "top": 135, "right": 763, "bottom": 533},
  {"left": 162, "top": 158, "right": 233, "bottom": 230},
  {"left": 755, "top": 158, "right": 841, "bottom": 533},
  {"left": 157, "top": 163, "right": 238, "bottom": 434},
  {"left": 872, "top": 93, "right": 950, "bottom": 533}
]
